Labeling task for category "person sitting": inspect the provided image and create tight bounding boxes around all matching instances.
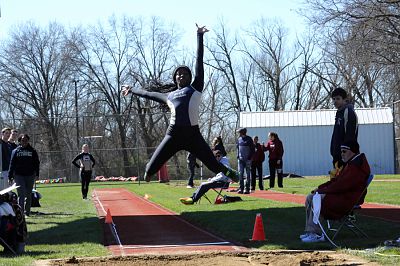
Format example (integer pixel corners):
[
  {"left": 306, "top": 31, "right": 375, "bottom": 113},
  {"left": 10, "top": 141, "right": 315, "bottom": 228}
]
[
  {"left": 180, "top": 150, "right": 234, "bottom": 205},
  {"left": 300, "top": 140, "right": 370, "bottom": 243}
]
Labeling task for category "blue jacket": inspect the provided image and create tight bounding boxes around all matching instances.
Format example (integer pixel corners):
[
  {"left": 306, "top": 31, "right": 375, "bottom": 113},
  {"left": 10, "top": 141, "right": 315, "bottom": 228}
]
[{"left": 237, "top": 135, "right": 255, "bottom": 161}]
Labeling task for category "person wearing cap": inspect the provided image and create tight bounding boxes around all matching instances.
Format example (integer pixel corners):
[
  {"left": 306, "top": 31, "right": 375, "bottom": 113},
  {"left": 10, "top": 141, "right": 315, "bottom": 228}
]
[
  {"left": 121, "top": 24, "right": 238, "bottom": 183},
  {"left": 300, "top": 140, "right": 370, "bottom": 243},
  {"left": 330, "top": 87, "right": 358, "bottom": 175},
  {"left": 236, "top": 127, "right": 254, "bottom": 194},
  {"left": 180, "top": 150, "right": 233, "bottom": 205}
]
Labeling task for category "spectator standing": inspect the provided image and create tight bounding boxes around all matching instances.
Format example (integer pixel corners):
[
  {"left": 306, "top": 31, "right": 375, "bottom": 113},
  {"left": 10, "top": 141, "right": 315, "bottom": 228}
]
[
  {"left": 236, "top": 128, "right": 254, "bottom": 194},
  {"left": 8, "top": 129, "right": 19, "bottom": 150},
  {"left": 186, "top": 152, "right": 199, "bottom": 188},
  {"left": 0, "top": 128, "right": 12, "bottom": 190},
  {"left": 72, "top": 144, "right": 96, "bottom": 200},
  {"left": 264, "top": 132, "right": 284, "bottom": 188},
  {"left": 330, "top": 87, "right": 358, "bottom": 171},
  {"left": 251, "top": 136, "right": 265, "bottom": 191},
  {"left": 8, "top": 134, "right": 40, "bottom": 216}
]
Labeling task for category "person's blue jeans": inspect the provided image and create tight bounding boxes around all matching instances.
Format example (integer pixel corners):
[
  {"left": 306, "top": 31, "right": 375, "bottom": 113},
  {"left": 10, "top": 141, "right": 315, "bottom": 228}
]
[
  {"left": 15, "top": 174, "right": 35, "bottom": 215},
  {"left": 238, "top": 159, "right": 251, "bottom": 192}
]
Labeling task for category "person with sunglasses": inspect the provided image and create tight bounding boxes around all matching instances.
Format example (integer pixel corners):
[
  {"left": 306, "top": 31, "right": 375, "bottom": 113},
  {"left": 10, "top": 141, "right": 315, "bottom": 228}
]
[
  {"left": 180, "top": 150, "right": 234, "bottom": 205},
  {"left": 300, "top": 140, "right": 370, "bottom": 243}
]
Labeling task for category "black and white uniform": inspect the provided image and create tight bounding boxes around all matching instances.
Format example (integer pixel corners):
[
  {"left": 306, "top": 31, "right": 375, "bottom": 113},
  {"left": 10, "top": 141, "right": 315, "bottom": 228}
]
[
  {"left": 72, "top": 152, "right": 95, "bottom": 199},
  {"left": 130, "top": 33, "right": 235, "bottom": 180}
]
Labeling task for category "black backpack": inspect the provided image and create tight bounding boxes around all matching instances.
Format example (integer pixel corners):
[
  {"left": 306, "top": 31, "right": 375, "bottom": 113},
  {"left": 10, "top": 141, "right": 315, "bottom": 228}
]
[{"left": 223, "top": 195, "right": 242, "bottom": 203}]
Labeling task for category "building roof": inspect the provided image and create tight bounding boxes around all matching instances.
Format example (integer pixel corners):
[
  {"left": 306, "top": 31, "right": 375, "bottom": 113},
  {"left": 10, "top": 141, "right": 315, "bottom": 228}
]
[{"left": 240, "top": 107, "right": 393, "bottom": 128}]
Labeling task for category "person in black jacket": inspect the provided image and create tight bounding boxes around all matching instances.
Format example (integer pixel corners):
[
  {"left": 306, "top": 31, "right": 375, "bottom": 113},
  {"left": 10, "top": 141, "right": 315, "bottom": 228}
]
[
  {"left": 72, "top": 144, "right": 96, "bottom": 200},
  {"left": 8, "top": 134, "right": 40, "bottom": 216},
  {"left": 330, "top": 87, "right": 358, "bottom": 174},
  {"left": 211, "top": 136, "right": 227, "bottom": 157},
  {"left": 8, "top": 129, "right": 19, "bottom": 150}
]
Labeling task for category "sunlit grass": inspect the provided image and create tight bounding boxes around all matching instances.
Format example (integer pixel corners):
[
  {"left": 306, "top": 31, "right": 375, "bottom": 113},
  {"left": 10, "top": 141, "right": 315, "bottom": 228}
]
[{"left": 0, "top": 175, "right": 398, "bottom": 265}]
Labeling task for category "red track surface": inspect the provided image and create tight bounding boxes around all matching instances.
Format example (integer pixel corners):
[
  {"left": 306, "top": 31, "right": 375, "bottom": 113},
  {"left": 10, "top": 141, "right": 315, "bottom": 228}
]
[
  {"left": 92, "top": 187, "right": 399, "bottom": 256},
  {"left": 92, "top": 188, "right": 248, "bottom": 256},
  {"left": 250, "top": 190, "right": 400, "bottom": 223}
]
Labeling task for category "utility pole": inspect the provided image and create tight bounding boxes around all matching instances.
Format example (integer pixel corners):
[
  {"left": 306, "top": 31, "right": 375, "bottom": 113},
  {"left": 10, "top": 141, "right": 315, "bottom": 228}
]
[{"left": 74, "top": 80, "right": 79, "bottom": 149}]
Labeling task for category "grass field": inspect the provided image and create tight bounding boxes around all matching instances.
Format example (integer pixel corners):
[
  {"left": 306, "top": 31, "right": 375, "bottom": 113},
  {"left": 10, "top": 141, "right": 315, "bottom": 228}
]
[{"left": 0, "top": 175, "right": 399, "bottom": 266}]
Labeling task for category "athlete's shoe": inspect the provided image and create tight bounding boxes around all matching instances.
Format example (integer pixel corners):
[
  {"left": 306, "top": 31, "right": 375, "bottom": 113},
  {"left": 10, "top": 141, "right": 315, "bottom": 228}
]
[
  {"left": 225, "top": 169, "right": 239, "bottom": 182},
  {"left": 180, "top": 197, "right": 194, "bottom": 205}
]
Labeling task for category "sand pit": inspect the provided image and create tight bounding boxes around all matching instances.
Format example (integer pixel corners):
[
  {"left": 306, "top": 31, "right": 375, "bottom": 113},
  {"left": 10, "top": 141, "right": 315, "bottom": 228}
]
[{"left": 38, "top": 250, "right": 379, "bottom": 266}]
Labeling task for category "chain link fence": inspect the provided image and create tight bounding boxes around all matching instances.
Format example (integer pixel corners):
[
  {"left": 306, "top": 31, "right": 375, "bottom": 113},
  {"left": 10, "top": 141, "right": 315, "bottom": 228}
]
[{"left": 37, "top": 144, "right": 239, "bottom": 182}]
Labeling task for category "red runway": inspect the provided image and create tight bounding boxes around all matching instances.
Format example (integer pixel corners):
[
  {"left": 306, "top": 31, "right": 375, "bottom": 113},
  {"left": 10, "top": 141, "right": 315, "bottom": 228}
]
[{"left": 92, "top": 188, "right": 248, "bottom": 256}]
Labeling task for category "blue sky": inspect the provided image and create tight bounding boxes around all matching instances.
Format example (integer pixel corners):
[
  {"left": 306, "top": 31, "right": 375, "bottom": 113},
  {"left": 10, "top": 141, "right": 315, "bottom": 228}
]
[{"left": 0, "top": 0, "right": 306, "bottom": 45}]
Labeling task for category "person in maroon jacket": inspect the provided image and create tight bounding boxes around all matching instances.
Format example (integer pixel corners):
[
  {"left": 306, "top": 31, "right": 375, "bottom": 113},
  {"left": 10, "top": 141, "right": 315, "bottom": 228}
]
[
  {"left": 264, "top": 132, "right": 284, "bottom": 188},
  {"left": 300, "top": 140, "right": 370, "bottom": 243},
  {"left": 251, "top": 136, "right": 265, "bottom": 190}
]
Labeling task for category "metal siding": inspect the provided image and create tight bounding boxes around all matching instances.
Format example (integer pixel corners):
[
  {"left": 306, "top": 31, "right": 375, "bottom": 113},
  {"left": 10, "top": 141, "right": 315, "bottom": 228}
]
[
  {"left": 241, "top": 108, "right": 392, "bottom": 128},
  {"left": 246, "top": 123, "right": 394, "bottom": 176},
  {"left": 358, "top": 124, "right": 395, "bottom": 174}
]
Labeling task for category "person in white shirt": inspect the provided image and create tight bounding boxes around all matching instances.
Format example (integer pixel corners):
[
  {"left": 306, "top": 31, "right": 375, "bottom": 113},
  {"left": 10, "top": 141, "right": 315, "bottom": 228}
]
[{"left": 180, "top": 150, "right": 233, "bottom": 205}]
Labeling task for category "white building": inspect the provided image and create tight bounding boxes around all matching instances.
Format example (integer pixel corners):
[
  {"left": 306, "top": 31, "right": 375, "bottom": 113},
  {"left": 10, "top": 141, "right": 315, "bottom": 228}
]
[{"left": 240, "top": 108, "right": 395, "bottom": 176}]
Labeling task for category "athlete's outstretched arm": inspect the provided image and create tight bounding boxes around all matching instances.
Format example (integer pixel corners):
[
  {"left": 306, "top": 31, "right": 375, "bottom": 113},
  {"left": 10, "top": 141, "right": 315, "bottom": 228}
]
[
  {"left": 191, "top": 24, "right": 209, "bottom": 93},
  {"left": 121, "top": 85, "right": 168, "bottom": 104}
]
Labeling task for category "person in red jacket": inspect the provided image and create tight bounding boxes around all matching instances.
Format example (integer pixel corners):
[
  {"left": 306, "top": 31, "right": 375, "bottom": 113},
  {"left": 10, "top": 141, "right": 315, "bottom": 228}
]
[
  {"left": 251, "top": 136, "right": 265, "bottom": 190},
  {"left": 264, "top": 132, "right": 284, "bottom": 188},
  {"left": 300, "top": 140, "right": 370, "bottom": 243}
]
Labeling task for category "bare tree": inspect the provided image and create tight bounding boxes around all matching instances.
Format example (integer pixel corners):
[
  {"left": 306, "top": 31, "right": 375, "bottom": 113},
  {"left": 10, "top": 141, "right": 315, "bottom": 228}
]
[
  {"left": 67, "top": 16, "right": 139, "bottom": 176},
  {"left": 302, "top": 0, "right": 400, "bottom": 105},
  {"left": 0, "top": 22, "right": 74, "bottom": 176},
  {"left": 243, "top": 18, "right": 302, "bottom": 110},
  {"left": 206, "top": 20, "right": 246, "bottom": 116}
]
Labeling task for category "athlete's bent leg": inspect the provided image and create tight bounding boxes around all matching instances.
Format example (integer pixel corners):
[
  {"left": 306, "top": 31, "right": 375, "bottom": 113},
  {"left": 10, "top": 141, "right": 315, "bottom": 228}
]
[{"left": 144, "top": 134, "right": 180, "bottom": 182}]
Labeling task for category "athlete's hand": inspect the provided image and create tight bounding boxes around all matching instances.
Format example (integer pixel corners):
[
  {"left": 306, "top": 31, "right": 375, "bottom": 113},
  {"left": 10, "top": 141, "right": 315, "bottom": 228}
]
[
  {"left": 121, "top": 85, "right": 132, "bottom": 96},
  {"left": 196, "top": 23, "right": 209, "bottom": 34}
]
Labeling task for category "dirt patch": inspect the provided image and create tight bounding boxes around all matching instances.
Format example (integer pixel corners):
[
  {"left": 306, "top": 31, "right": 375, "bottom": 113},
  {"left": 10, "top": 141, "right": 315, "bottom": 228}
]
[{"left": 36, "top": 250, "right": 379, "bottom": 266}]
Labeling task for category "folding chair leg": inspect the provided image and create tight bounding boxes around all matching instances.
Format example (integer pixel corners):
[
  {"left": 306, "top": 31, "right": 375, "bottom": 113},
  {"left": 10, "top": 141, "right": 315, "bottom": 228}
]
[
  {"left": 0, "top": 236, "right": 17, "bottom": 255},
  {"left": 201, "top": 193, "right": 212, "bottom": 204},
  {"left": 317, "top": 220, "right": 339, "bottom": 248},
  {"left": 332, "top": 221, "right": 347, "bottom": 240},
  {"left": 347, "top": 220, "right": 368, "bottom": 238}
]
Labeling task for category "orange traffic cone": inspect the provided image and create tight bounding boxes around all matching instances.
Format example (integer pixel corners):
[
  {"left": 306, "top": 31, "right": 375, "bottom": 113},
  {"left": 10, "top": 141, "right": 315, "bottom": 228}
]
[
  {"left": 251, "top": 213, "right": 266, "bottom": 241},
  {"left": 105, "top": 208, "right": 113, "bottom": 224}
]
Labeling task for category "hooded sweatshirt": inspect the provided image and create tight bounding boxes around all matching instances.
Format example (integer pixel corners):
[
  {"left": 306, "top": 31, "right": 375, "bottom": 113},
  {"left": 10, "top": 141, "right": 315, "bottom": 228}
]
[{"left": 9, "top": 144, "right": 40, "bottom": 177}]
